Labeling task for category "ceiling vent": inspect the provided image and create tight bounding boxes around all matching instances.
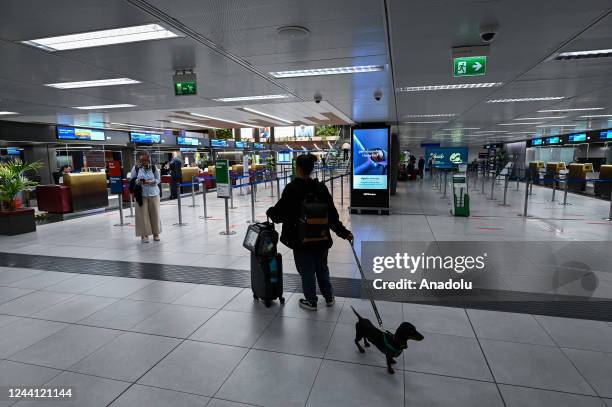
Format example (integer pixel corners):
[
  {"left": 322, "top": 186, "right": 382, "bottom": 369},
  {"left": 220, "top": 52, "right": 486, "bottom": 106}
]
[{"left": 276, "top": 26, "right": 310, "bottom": 40}]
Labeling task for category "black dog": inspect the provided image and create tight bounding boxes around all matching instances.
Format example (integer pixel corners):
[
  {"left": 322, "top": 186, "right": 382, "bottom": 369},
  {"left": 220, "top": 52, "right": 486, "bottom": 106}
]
[{"left": 351, "top": 306, "right": 424, "bottom": 374}]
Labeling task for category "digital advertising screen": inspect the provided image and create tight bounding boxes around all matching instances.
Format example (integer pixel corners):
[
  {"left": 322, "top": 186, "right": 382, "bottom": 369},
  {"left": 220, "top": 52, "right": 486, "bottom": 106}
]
[
  {"left": 568, "top": 133, "right": 587, "bottom": 143},
  {"left": 424, "top": 147, "right": 468, "bottom": 169},
  {"left": 545, "top": 136, "right": 561, "bottom": 145},
  {"left": 211, "top": 139, "right": 228, "bottom": 148},
  {"left": 532, "top": 138, "right": 543, "bottom": 146},
  {"left": 6, "top": 147, "right": 21, "bottom": 155},
  {"left": 295, "top": 125, "right": 314, "bottom": 138},
  {"left": 177, "top": 137, "right": 200, "bottom": 146},
  {"left": 57, "top": 126, "right": 105, "bottom": 141},
  {"left": 600, "top": 129, "right": 612, "bottom": 140},
  {"left": 277, "top": 151, "right": 291, "bottom": 163},
  {"left": 130, "top": 132, "right": 161, "bottom": 144},
  {"left": 259, "top": 127, "right": 270, "bottom": 140},
  {"left": 352, "top": 127, "right": 389, "bottom": 190}
]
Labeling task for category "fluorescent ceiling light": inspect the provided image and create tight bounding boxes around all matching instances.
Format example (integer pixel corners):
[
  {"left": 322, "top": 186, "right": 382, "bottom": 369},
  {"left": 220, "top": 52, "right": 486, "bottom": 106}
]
[
  {"left": 270, "top": 65, "right": 384, "bottom": 78},
  {"left": 242, "top": 107, "right": 292, "bottom": 124},
  {"left": 72, "top": 104, "right": 136, "bottom": 110},
  {"left": 538, "top": 107, "right": 604, "bottom": 112},
  {"left": 535, "top": 124, "right": 577, "bottom": 128},
  {"left": 189, "top": 112, "right": 252, "bottom": 127},
  {"left": 170, "top": 120, "right": 217, "bottom": 129},
  {"left": 514, "top": 116, "right": 566, "bottom": 120},
  {"left": 0, "top": 111, "right": 18, "bottom": 115},
  {"left": 498, "top": 122, "right": 543, "bottom": 126},
  {"left": 213, "top": 94, "right": 291, "bottom": 102},
  {"left": 403, "top": 121, "right": 448, "bottom": 124},
  {"left": 45, "top": 78, "right": 140, "bottom": 89},
  {"left": 579, "top": 114, "right": 612, "bottom": 118},
  {"left": 475, "top": 130, "right": 508, "bottom": 133},
  {"left": 397, "top": 82, "right": 502, "bottom": 92},
  {"left": 507, "top": 131, "right": 537, "bottom": 134},
  {"left": 110, "top": 122, "right": 164, "bottom": 130},
  {"left": 487, "top": 97, "right": 564, "bottom": 103},
  {"left": 21, "top": 24, "right": 179, "bottom": 51},
  {"left": 404, "top": 113, "right": 456, "bottom": 118},
  {"left": 557, "top": 48, "right": 612, "bottom": 58},
  {"left": 442, "top": 127, "right": 480, "bottom": 130}
]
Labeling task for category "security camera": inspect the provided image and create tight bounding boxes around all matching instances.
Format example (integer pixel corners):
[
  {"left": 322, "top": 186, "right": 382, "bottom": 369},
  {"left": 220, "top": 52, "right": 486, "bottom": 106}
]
[
  {"left": 480, "top": 24, "right": 498, "bottom": 43},
  {"left": 314, "top": 93, "right": 322, "bottom": 104},
  {"left": 374, "top": 90, "right": 382, "bottom": 101}
]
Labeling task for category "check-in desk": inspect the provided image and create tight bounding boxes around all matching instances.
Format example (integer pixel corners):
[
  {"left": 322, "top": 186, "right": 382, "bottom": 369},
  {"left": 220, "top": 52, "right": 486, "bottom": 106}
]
[
  {"left": 180, "top": 167, "right": 200, "bottom": 193},
  {"left": 529, "top": 161, "right": 545, "bottom": 184},
  {"left": 545, "top": 162, "right": 565, "bottom": 187},
  {"left": 594, "top": 165, "right": 612, "bottom": 199},
  {"left": 567, "top": 163, "right": 587, "bottom": 192},
  {"left": 37, "top": 173, "right": 108, "bottom": 213}
]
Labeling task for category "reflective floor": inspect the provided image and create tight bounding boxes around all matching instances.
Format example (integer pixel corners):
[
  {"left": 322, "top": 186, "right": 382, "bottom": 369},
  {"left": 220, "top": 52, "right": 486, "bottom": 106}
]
[{"left": 1, "top": 175, "right": 611, "bottom": 406}]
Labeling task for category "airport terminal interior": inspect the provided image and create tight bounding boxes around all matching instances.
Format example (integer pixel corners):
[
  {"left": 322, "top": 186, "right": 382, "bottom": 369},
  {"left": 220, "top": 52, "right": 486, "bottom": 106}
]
[{"left": 1, "top": 1, "right": 612, "bottom": 406}]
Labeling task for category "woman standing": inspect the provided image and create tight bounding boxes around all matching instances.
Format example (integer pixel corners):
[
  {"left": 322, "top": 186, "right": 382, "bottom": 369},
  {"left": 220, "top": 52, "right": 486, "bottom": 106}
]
[{"left": 131, "top": 152, "right": 162, "bottom": 243}]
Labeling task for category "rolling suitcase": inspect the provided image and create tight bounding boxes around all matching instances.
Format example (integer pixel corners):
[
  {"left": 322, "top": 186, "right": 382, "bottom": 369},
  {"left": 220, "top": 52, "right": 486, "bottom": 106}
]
[{"left": 250, "top": 253, "right": 285, "bottom": 307}]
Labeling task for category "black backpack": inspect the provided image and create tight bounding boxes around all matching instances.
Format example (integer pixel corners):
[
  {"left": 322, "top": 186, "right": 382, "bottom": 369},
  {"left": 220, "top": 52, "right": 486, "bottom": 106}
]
[{"left": 296, "top": 181, "right": 330, "bottom": 247}]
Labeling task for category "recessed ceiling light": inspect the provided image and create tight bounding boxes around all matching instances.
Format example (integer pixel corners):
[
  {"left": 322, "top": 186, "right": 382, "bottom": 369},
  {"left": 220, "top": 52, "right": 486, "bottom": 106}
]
[
  {"left": 0, "top": 111, "right": 18, "bottom": 115},
  {"left": 22, "top": 24, "right": 179, "bottom": 51},
  {"left": 403, "top": 113, "right": 456, "bottom": 118},
  {"left": 72, "top": 104, "right": 136, "bottom": 110},
  {"left": 506, "top": 131, "right": 537, "bottom": 134},
  {"left": 276, "top": 25, "right": 310, "bottom": 40},
  {"left": 556, "top": 48, "right": 612, "bottom": 59},
  {"left": 487, "top": 97, "right": 564, "bottom": 103},
  {"left": 189, "top": 113, "right": 252, "bottom": 127},
  {"left": 242, "top": 107, "right": 292, "bottom": 124},
  {"left": 498, "top": 122, "right": 543, "bottom": 126},
  {"left": 514, "top": 116, "right": 566, "bottom": 120},
  {"left": 403, "top": 121, "right": 448, "bottom": 124},
  {"left": 397, "top": 82, "right": 502, "bottom": 92},
  {"left": 535, "top": 124, "right": 577, "bottom": 128},
  {"left": 442, "top": 127, "right": 480, "bottom": 130},
  {"left": 474, "top": 130, "right": 508, "bottom": 134},
  {"left": 45, "top": 78, "right": 140, "bottom": 89},
  {"left": 109, "top": 122, "right": 165, "bottom": 130},
  {"left": 579, "top": 114, "right": 612, "bottom": 118},
  {"left": 213, "top": 94, "right": 292, "bottom": 102},
  {"left": 170, "top": 120, "right": 217, "bottom": 129},
  {"left": 538, "top": 107, "right": 604, "bottom": 112},
  {"left": 270, "top": 65, "right": 384, "bottom": 78}
]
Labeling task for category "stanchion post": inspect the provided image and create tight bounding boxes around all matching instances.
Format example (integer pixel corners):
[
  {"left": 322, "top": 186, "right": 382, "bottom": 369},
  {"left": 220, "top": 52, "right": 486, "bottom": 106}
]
[
  {"left": 340, "top": 174, "right": 344, "bottom": 205},
  {"left": 441, "top": 172, "right": 447, "bottom": 199},
  {"left": 276, "top": 178, "right": 280, "bottom": 202},
  {"left": 189, "top": 177, "right": 199, "bottom": 207},
  {"left": 503, "top": 174, "right": 509, "bottom": 206},
  {"left": 551, "top": 177, "right": 557, "bottom": 202},
  {"left": 230, "top": 182, "right": 237, "bottom": 209},
  {"left": 604, "top": 184, "right": 612, "bottom": 221},
  {"left": 560, "top": 175, "right": 572, "bottom": 206},
  {"left": 489, "top": 173, "right": 496, "bottom": 200},
  {"left": 114, "top": 193, "right": 130, "bottom": 226},
  {"left": 269, "top": 173, "right": 274, "bottom": 198},
  {"left": 516, "top": 168, "right": 521, "bottom": 191},
  {"left": 331, "top": 175, "right": 334, "bottom": 199},
  {"left": 481, "top": 172, "right": 485, "bottom": 194},
  {"left": 172, "top": 186, "right": 187, "bottom": 226},
  {"left": 247, "top": 179, "right": 257, "bottom": 224},
  {"left": 220, "top": 198, "right": 236, "bottom": 235},
  {"left": 523, "top": 173, "right": 530, "bottom": 218},
  {"left": 199, "top": 179, "right": 211, "bottom": 219}
]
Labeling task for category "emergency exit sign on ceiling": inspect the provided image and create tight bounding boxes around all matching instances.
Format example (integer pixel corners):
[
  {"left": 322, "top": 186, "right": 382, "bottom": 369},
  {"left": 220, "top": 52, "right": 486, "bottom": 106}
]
[
  {"left": 453, "top": 56, "right": 487, "bottom": 77},
  {"left": 175, "top": 81, "right": 197, "bottom": 96}
]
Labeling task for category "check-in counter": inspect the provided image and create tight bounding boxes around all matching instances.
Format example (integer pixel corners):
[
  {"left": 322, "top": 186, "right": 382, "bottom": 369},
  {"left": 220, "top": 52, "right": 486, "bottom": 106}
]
[
  {"left": 545, "top": 162, "right": 564, "bottom": 187},
  {"left": 594, "top": 165, "right": 612, "bottom": 199},
  {"left": 180, "top": 167, "right": 200, "bottom": 193},
  {"left": 567, "top": 163, "right": 587, "bottom": 192},
  {"left": 62, "top": 172, "right": 108, "bottom": 211},
  {"left": 529, "top": 161, "right": 545, "bottom": 184}
]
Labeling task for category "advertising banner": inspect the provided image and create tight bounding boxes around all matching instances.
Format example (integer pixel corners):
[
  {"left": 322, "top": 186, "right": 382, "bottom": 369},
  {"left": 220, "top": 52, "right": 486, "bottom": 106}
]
[
  {"left": 350, "top": 126, "right": 390, "bottom": 212},
  {"left": 425, "top": 147, "right": 468, "bottom": 169},
  {"left": 215, "top": 160, "right": 230, "bottom": 198}
]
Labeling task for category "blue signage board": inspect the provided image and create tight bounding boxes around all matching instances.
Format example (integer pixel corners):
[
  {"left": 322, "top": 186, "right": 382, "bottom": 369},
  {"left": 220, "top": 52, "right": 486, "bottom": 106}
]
[
  {"left": 211, "top": 139, "right": 228, "bottom": 148},
  {"left": 532, "top": 138, "right": 543, "bottom": 146},
  {"left": 109, "top": 176, "right": 123, "bottom": 194},
  {"left": 424, "top": 147, "right": 468, "bottom": 169},
  {"left": 253, "top": 143, "right": 265, "bottom": 150},
  {"left": 130, "top": 132, "right": 161, "bottom": 144},
  {"left": 600, "top": 129, "right": 612, "bottom": 140},
  {"left": 235, "top": 141, "right": 247, "bottom": 149},
  {"left": 57, "top": 126, "right": 105, "bottom": 141},
  {"left": 545, "top": 136, "right": 561, "bottom": 145},
  {"left": 177, "top": 137, "right": 200, "bottom": 146},
  {"left": 6, "top": 147, "right": 21, "bottom": 155},
  {"left": 568, "top": 133, "right": 587, "bottom": 143}
]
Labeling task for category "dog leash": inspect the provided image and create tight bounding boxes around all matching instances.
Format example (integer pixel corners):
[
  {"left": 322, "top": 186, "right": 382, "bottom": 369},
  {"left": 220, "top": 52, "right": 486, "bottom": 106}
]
[{"left": 350, "top": 240, "right": 384, "bottom": 328}]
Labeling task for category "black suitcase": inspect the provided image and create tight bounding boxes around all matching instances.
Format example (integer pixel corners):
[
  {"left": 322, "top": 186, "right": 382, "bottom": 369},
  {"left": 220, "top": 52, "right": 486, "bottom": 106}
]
[{"left": 251, "top": 253, "right": 285, "bottom": 307}]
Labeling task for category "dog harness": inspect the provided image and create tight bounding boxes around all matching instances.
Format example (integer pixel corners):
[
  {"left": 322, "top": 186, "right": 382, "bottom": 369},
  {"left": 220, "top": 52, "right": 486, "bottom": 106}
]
[{"left": 383, "top": 331, "right": 406, "bottom": 358}]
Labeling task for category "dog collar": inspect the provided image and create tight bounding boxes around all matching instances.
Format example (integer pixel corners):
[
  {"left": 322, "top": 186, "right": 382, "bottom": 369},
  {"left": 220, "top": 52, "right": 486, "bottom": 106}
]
[{"left": 383, "top": 331, "right": 406, "bottom": 356}]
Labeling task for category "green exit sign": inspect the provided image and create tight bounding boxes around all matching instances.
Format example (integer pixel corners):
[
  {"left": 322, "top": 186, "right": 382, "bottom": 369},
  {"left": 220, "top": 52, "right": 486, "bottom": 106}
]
[
  {"left": 453, "top": 56, "right": 487, "bottom": 77},
  {"left": 175, "top": 81, "right": 197, "bottom": 96}
]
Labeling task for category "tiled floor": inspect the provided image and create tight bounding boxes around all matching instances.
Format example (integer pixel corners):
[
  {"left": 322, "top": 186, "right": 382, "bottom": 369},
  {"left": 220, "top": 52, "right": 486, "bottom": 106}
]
[{"left": 0, "top": 176, "right": 611, "bottom": 405}]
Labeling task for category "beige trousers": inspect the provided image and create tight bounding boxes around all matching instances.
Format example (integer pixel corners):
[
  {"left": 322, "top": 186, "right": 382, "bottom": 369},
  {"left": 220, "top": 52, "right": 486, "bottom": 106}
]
[{"left": 135, "top": 195, "right": 162, "bottom": 236}]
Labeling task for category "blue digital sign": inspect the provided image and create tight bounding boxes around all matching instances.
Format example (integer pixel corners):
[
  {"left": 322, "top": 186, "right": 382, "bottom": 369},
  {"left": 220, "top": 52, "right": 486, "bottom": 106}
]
[
  {"left": 353, "top": 128, "right": 389, "bottom": 189},
  {"left": 57, "top": 127, "right": 105, "bottom": 141},
  {"left": 130, "top": 132, "right": 161, "bottom": 144},
  {"left": 600, "top": 129, "right": 612, "bottom": 140},
  {"left": 211, "top": 139, "right": 228, "bottom": 148},
  {"left": 253, "top": 143, "right": 265, "bottom": 150},
  {"left": 235, "top": 141, "right": 247, "bottom": 149},
  {"left": 6, "top": 147, "right": 21, "bottom": 155},
  {"left": 424, "top": 146, "right": 469, "bottom": 169},
  {"left": 546, "top": 136, "right": 561, "bottom": 145},
  {"left": 532, "top": 138, "right": 543, "bottom": 146},
  {"left": 568, "top": 133, "right": 587, "bottom": 143},
  {"left": 177, "top": 137, "right": 200, "bottom": 146}
]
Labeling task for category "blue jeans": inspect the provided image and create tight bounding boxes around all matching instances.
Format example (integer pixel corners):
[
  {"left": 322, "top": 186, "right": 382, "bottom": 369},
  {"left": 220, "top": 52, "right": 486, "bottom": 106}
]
[{"left": 293, "top": 248, "right": 333, "bottom": 303}]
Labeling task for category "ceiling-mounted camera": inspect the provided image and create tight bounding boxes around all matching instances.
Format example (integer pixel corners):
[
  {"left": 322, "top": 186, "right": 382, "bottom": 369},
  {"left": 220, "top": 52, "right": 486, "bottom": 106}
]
[
  {"left": 314, "top": 93, "right": 322, "bottom": 104},
  {"left": 479, "top": 23, "right": 498, "bottom": 43},
  {"left": 374, "top": 90, "right": 383, "bottom": 101}
]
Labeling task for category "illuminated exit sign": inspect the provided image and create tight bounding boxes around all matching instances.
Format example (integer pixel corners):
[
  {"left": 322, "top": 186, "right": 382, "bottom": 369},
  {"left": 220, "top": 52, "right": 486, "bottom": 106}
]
[
  {"left": 173, "top": 71, "right": 197, "bottom": 96},
  {"left": 453, "top": 56, "right": 486, "bottom": 77}
]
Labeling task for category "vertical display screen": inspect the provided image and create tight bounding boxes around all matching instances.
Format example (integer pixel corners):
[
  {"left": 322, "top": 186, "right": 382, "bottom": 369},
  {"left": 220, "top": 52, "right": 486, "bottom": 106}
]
[{"left": 352, "top": 128, "right": 389, "bottom": 190}]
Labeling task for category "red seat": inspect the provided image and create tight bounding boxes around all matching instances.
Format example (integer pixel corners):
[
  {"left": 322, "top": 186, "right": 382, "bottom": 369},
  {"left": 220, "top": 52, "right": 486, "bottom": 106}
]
[{"left": 36, "top": 185, "right": 72, "bottom": 213}]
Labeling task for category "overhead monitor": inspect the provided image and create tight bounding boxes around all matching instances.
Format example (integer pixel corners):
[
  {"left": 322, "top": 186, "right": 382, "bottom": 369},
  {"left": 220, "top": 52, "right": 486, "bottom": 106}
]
[
  {"left": 277, "top": 151, "right": 291, "bottom": 163},
  {"left": 295, "top": 125, "right": 314, "bottom": 138},
  {"left": 57, "top": 126, "right": 105, "bottom": 141},
  {"left": 546, "top": 136, "right": 561, "bottom": 145},
  {"left": 253, "top": 142, "right": 265, "bottom": 150},
  {"left": 532, "top": 138, "right": 543, "bottom": 146},
  {"left": 130, "top": 132, "right": 161, "bottom": 144},
  {"left": 177, "top": 137, "right": 200, "bottom": 146},
  {"left": 567, "top": 133, "right": 587, "bottom": 143},
  {"left": 6, "top": 147, "right": 21, "bottom": 155},
  {"left": 235, "top": 141, "right": 247, "bottom": 149},
  {"left": 211, "top": 139, "right": 228, "bottom": 148},
  {"left": 600, "top": 129, "right": 612, "bottom": 140}
]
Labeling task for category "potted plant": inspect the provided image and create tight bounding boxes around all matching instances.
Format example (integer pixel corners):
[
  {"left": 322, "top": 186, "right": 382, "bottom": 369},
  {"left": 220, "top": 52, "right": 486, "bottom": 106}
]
[{"left": 0, "top": 159, "right": 42, "bottom": 235}]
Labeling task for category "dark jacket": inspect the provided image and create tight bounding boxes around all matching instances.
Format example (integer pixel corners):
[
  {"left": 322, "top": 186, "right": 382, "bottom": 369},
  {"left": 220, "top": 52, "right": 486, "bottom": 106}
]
[{"left": 266, "top": 177, "right": 350, "bottom": 250}]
